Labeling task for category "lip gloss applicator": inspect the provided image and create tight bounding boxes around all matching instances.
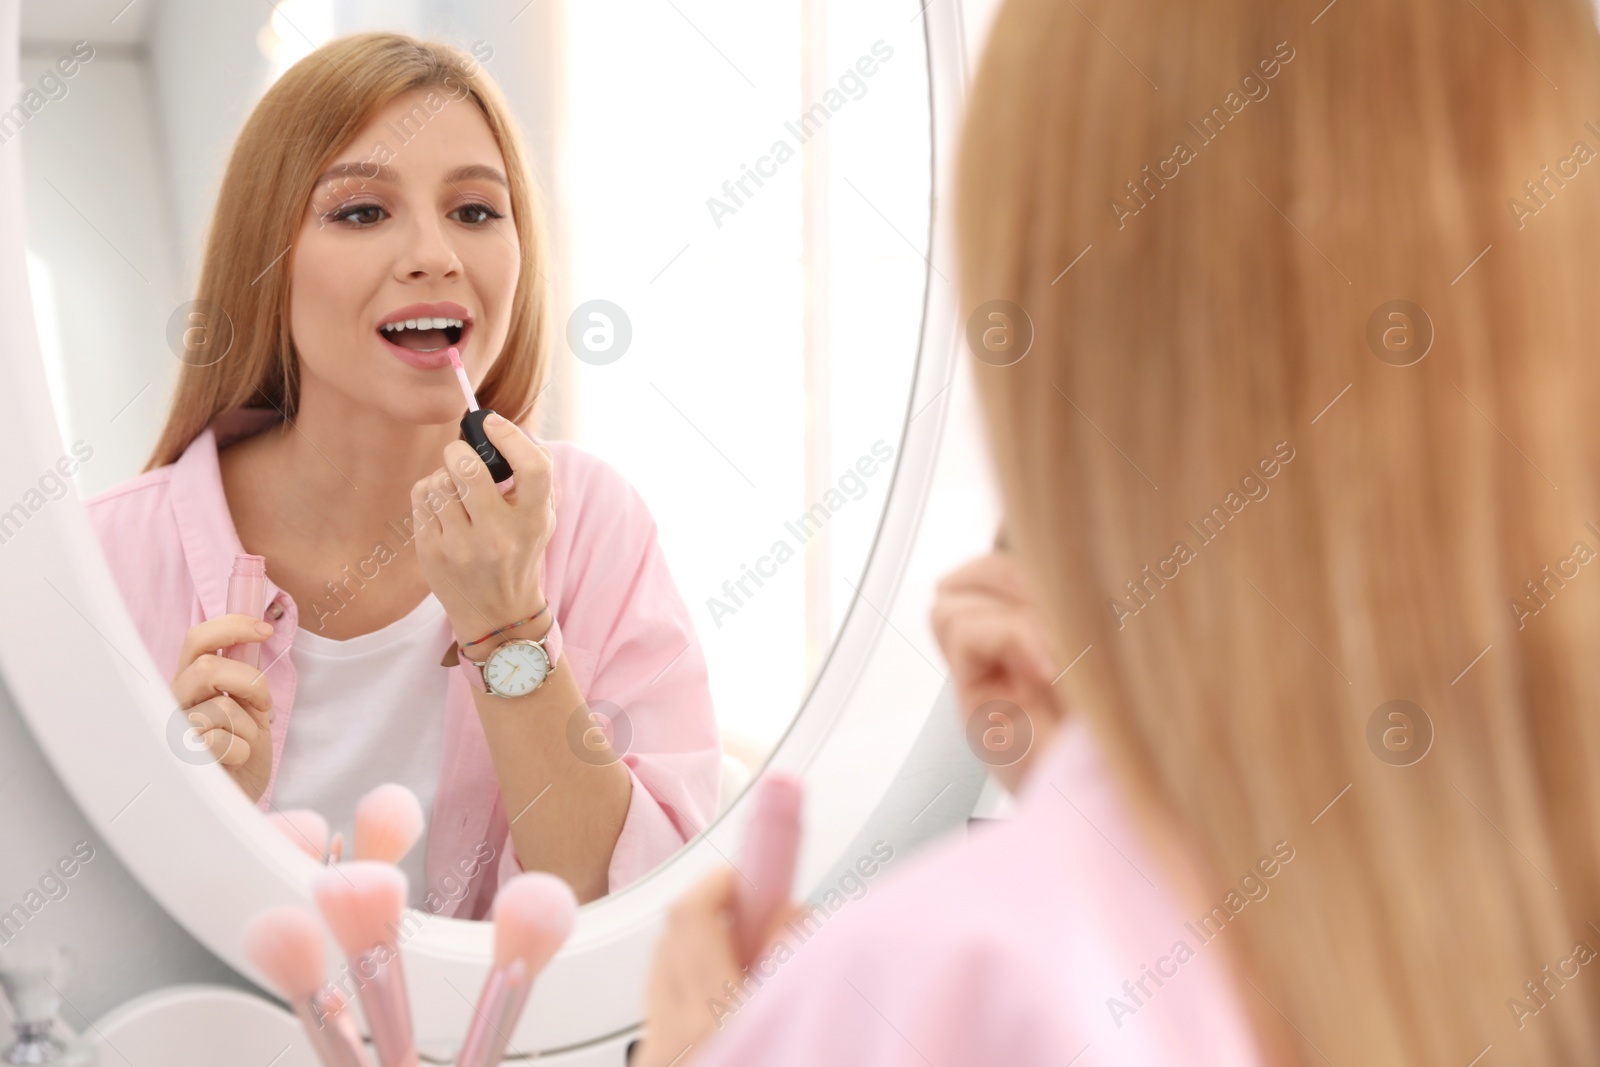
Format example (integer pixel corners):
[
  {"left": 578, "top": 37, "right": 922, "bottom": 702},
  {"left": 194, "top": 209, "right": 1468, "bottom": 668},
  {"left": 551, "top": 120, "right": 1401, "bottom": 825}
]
[{"left": 447, "top": 347, "right": 513, "bottom": 484}]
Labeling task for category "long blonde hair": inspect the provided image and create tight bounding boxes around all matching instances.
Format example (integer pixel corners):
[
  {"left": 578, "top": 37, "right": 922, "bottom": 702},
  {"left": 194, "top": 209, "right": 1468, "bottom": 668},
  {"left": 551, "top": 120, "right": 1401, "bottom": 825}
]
[
  {"left": 960, "top": 0, "right": 1600, "bottom": 1062},
  {"left": 145, "top": 32, "right": 550, "bottom": 471}
]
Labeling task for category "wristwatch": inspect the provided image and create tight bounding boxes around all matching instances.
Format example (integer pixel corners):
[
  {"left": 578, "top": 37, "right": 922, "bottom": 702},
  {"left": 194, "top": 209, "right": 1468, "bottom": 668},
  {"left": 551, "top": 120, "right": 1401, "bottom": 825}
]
[{"left": 459, "top": 623, "right": 561, "bottom": 698}]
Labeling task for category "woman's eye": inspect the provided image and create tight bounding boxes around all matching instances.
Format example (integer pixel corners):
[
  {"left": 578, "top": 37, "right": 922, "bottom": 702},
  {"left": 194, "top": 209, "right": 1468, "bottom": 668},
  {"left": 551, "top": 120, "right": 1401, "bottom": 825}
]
[
  {"left": 452, "top": 203, "right": 503, "bottom": 225},
  {"left": 328, "top": 203, "right": 385, "bottom": 226}
]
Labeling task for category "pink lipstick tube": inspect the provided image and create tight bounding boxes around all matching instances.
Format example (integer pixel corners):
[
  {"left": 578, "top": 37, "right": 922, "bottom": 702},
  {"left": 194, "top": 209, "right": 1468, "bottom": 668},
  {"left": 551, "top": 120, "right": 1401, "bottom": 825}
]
[
  {"left": 223, "top": 553, "right": 267, "bottom": 670},
  {"left": 734, "top": 773, "right": 804, "bottom": 964}
]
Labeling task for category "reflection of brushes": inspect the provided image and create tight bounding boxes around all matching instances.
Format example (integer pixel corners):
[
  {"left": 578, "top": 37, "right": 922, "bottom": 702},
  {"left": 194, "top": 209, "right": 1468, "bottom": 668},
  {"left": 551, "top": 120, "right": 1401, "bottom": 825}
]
[
  {"left": 244, "top": 907, "right": 376, "bottom": 1067},
  {"left": 447, "top": 346, "right": 513, "bottom": 483},
  {"left": 353, "top": 784, "right": 425, "bottom": 865},
  {"left": 454, "top": 874, "right": 578, "bottom": 1067},
  {"left": 267, "top": 810, "right": 330, "bottom": 862}
]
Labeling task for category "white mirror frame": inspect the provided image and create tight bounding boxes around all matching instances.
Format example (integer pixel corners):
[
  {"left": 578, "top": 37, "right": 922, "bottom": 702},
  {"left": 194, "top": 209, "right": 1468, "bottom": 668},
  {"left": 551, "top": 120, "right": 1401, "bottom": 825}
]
[{"left": 0, "top": 0, "right": 969, "bottom": 1053}]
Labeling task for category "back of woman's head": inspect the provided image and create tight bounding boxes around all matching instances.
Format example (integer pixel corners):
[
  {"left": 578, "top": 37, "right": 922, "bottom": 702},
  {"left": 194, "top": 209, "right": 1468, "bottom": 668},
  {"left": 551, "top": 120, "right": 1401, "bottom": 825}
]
[{"left": 959, "top": 0, "right": 1600, "bottom": 1061}]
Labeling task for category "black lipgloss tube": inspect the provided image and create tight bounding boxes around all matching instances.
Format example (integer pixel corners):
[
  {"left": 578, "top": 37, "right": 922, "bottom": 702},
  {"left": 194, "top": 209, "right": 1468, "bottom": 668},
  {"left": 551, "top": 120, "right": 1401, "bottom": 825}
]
[{"left": 460, "top": 408, "right": 514, "bottom": 482}]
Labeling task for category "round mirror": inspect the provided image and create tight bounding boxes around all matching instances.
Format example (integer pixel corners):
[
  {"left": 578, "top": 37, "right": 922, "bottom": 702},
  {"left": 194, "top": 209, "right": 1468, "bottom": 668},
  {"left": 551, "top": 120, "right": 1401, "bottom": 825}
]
[{"left": 1, "top": 0, "right": 968, "bottom": 1054}]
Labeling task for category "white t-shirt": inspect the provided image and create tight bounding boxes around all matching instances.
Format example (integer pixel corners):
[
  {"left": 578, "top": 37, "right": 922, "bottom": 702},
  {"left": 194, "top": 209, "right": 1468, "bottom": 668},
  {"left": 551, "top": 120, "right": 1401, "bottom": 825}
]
[{"left": 272, "top": 592, "right": 452, "bottom": 907}]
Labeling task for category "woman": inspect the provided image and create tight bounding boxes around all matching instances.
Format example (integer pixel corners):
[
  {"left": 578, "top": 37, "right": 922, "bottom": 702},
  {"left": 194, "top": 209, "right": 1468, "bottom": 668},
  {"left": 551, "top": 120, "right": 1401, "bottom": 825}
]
[
  {"left": 636, "top": 0, "right": 1600, "bottom": 1062},
  {"left": 85, "top": 34, "right": 721, "bottom": 914}
]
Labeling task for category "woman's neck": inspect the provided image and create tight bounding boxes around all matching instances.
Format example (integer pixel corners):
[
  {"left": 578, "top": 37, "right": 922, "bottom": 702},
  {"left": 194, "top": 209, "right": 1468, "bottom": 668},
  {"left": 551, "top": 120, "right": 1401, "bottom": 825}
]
[{"left": 217, "top": 399, "right": 462, "bottom": 637}]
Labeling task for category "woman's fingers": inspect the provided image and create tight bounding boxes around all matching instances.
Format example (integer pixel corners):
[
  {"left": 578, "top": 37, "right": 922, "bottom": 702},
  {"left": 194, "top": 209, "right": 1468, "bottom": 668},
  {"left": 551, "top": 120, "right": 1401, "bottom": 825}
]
[
  {"left": 430, "top": 468, "right": 471, "bottom": 538},
  {"left": 187, "top": 695, "right": 258, "bottom": 767},
  {"left": 757, "top": 899, "right": 811, "bottom": 958},
  {"left": 439, "top": 441, "right": 491, "bottom": 522},
  {"left": 173, "top": 653, "right": 273, "bottom": 720},
  {"left": 480, "top": 413, "right": 553, "bottom": 503},
  {"left": 634, "top": 868, "right": 746, "bottom": 1067},
  {"left": 409, "top": 471, "right": 464, "bottom": 556},
  {"left": 931, "top": 591, "right": 1058, "bottom": 687},
  {"left": 669, "top": 865, "right": 739, "bottom": 927},
  {"left": 934, "top": 550, "right": 1038, "bottom": 606},
  {"left": 177, "top": 614, "right": 274, "bottom": 674}
]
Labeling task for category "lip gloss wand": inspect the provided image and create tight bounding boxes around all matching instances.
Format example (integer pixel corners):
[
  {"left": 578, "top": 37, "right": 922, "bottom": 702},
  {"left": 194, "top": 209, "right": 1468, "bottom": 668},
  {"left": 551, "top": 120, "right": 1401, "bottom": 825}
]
[{"left": 446, "top": 346, "right": 514, "bottom": 487}]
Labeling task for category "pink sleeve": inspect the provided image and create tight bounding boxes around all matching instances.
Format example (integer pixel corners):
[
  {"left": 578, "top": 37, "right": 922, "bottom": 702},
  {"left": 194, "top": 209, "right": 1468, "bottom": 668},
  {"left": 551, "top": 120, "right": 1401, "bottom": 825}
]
[
  {"left": 582, "top": 489, "right": 721, "bottom": 892},
  {"left": 694, "top": 933, "right": 1069, "bottom": 1066},
  {"left": 503, "top": 460, "right": 722, "bottom": 894},
  {"left": 492, "top": 760, "right": 691, "bottom": 891}
]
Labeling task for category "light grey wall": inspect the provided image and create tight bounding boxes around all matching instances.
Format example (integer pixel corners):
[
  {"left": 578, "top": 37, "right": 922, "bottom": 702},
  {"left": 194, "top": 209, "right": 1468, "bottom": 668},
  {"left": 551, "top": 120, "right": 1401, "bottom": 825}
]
[
  {"left": 19, "top": 46, "right": 182, "bottom": 499},
  {"left": 145, "top": 0, "right": 277, "bottom": 289},
  {"left": 0, "top": 673, "right": 254, "bottom": 1033}
]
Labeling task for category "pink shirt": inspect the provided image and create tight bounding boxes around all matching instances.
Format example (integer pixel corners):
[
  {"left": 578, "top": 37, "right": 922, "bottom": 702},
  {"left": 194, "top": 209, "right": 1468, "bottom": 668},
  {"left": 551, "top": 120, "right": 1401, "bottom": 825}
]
[
  {"left": 85, "top": 407, "right": 721, "bottom": 918},
  {"left": 692, "top": 717, "right": 1264, "bottom": 1066}
]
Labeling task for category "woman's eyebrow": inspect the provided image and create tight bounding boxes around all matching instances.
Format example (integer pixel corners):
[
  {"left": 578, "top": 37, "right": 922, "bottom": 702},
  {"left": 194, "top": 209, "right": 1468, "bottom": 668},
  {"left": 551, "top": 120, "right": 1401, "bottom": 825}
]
[
  {"left": 312, "top": 162, "right": 509, "bottom": 189},
  {"left": 315, "top": 161, "right": 396, "bottom": 188},
  {"left": 443, "top": 164, "right": 509, "bottom": 188}
]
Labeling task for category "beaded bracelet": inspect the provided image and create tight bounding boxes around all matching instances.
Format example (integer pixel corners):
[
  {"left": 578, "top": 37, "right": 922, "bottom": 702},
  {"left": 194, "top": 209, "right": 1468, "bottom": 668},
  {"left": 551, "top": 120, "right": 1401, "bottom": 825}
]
[{"left": 460, "top": 603, "right": 550, "bottom": 650}]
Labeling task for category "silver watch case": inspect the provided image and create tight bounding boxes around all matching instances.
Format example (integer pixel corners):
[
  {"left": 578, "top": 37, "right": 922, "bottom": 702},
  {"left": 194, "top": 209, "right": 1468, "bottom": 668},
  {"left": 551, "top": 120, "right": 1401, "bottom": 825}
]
[{"left": 467, "top": 636, "right": 552, "bottom": 698}]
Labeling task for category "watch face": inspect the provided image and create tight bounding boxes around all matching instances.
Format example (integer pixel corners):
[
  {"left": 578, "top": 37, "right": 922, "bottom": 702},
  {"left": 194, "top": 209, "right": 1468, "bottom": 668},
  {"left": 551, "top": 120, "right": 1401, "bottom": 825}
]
[{"left": 485, "top": 641, "right": 550, "bottom": 697}]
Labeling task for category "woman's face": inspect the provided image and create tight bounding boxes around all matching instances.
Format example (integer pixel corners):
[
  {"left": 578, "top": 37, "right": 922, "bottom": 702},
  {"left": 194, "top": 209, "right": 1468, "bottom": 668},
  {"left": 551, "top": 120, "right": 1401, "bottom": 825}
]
[{"left": 289, "top": 86, "right": 520, "bottom": 425}]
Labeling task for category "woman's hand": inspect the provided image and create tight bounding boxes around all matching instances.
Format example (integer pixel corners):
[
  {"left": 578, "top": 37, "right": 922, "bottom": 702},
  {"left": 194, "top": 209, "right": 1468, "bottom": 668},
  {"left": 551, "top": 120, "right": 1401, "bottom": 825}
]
[
  {"left": 633, "top": 868, "right": 804, "bottom": 1067},
  {"left": 171, "top": 613, "right": 276, "bottom": 802},
  {"left": 929, "top": 550, "right": 1067, "bottom": 790},
  {"left": 410, "top": 413, "right": 556, "bottom": 646}
]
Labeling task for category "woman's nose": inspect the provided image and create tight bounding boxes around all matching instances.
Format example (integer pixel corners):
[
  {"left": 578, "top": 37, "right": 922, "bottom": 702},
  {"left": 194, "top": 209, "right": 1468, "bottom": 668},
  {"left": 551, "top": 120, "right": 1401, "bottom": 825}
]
[{"left": 396, "top": 214, "right": 462, "bottom": 279}]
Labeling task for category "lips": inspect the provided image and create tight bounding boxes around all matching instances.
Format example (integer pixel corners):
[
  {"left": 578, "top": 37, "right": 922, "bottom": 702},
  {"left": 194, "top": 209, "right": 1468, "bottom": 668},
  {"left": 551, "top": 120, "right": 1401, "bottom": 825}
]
[{"left": 376, "top": 302, "right": 474, "bottom": 370}]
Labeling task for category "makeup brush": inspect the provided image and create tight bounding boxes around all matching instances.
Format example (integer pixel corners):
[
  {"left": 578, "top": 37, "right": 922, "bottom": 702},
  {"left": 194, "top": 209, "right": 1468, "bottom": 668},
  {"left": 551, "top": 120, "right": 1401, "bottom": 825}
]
[
  {"left": 267, "top": 809, "right": 330, "bottom": 862},
  {"left": 353, "top": 784, "right": 425, "bottom": 865},
  {"left": 312, "top": 862, "right": 416, "bottom": 1067},
  {"left": 243, "top": 907, "right": 376, "bottom": 1067},
  {"left": 734, "top": 772, "right": 804, "bottom": 965},
  {"left": 453, "top": 873, "right": 578, "bottom": 1067},
  {"left": 447, "top": 347, "right": 513, "bottom": 483}
]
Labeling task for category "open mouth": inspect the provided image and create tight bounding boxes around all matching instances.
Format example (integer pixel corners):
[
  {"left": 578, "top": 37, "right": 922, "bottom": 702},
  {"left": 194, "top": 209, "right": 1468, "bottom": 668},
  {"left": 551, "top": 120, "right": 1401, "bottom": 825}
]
[{"left": 378, "top": 316, "right": 467, "bottom": 353}]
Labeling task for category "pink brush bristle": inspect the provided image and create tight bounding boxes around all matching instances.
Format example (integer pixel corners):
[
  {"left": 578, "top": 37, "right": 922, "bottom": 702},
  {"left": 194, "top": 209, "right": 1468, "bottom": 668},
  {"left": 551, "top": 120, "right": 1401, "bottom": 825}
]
[
  {"left": 267, "top": 810, "right": 330, "bottom": 861},
  {"left": 491, "top": 873, "right": 578, "bottom": 974},
  {"left": 313, "top": 862, "right": 408, "bottom": 958},
  {"left": 353, "top": 783, "right": 425, "bottom": 864},
  {"left": 243, "top": 907, "right": 328, "bottom": 1001}
]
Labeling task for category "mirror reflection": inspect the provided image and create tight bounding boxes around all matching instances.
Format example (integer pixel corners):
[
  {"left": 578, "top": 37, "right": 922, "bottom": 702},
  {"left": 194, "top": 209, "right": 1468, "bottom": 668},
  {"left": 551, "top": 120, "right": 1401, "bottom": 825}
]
[{"left": 22, "top": 0, "right": 930, "bottom": 911}]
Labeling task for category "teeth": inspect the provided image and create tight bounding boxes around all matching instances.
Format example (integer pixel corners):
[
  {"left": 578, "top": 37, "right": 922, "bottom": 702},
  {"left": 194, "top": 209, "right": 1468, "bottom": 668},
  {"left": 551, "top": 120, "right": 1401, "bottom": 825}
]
[{"left": 381, "top": 317, "right": 464, "bottom": 333}]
